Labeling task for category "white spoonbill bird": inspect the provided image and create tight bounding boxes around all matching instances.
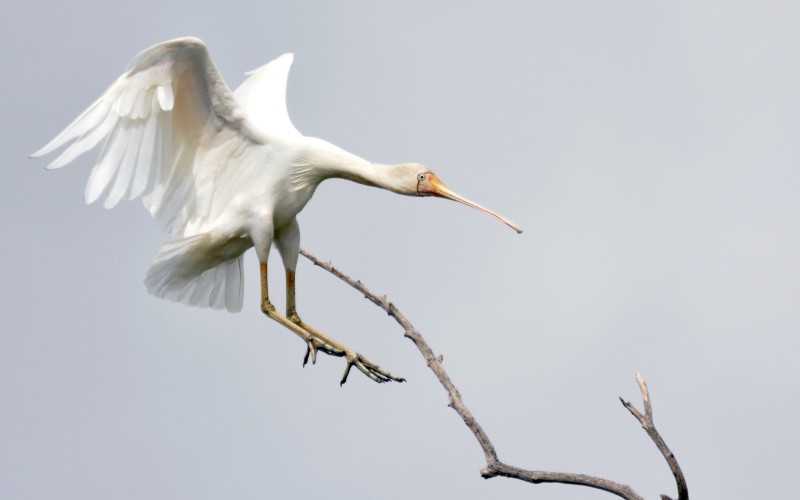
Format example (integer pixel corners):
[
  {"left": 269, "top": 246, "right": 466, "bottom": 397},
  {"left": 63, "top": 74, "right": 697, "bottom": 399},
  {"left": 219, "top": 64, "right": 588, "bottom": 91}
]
[{"left": 32, "top": 37, "right": 522, "bottom": 385}]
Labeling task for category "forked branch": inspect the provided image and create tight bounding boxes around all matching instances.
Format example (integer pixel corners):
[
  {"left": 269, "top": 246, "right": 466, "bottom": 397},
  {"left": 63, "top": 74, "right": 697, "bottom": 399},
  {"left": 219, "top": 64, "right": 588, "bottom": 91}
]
[
  {"left": 300, "top": 249, "right": 688, "bottom": 499},
  {"left": 620, "top": 374, "right": 688, "bottom": 500}
]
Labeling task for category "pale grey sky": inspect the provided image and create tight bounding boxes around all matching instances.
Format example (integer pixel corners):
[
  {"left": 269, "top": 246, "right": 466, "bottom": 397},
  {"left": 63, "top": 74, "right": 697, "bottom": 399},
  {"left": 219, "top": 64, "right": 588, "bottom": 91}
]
[{"left": 3, "top": 1, "right": 800, "bottom": 499}]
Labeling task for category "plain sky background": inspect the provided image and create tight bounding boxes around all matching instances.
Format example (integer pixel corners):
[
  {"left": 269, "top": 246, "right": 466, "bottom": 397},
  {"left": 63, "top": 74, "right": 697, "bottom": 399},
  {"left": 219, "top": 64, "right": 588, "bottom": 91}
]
[{"left": 3, "top": 1, "right": 800, "bottom": 499}]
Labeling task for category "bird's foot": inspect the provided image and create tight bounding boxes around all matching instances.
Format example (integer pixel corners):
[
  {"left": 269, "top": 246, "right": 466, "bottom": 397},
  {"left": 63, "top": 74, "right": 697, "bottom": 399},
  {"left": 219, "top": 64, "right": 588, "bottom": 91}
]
[
  {"left": 287, "top": 312, "right": 343, "bottom": 365},
  {"left": 302, "top": 335, "right": 344, "bottom": 366},
  {"left": 289, "top": 313, "right": 405, "bottom": 385},
  {"left": 340, "top": 351, "right": 406, "bottom": 386}
]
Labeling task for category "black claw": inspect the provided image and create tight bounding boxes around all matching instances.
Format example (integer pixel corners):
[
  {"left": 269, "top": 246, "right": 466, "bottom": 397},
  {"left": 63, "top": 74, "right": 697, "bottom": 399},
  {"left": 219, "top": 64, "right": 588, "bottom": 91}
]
[
  {"left": 303, "top": 339, "right": 319, "bottom": 367},
  {"left": 340, "top": 359, "right": 355, "bottom": 386}
]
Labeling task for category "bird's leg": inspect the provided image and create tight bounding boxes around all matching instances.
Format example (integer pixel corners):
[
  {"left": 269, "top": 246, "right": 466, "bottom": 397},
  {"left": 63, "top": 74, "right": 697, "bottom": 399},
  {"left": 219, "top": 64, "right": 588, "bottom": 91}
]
[
  {"left": 284, "top": 269, "right": 318, "bottom": 364},
  {"left": 284, "top": 269, "right": 405, "bottom": 385},
  {"left": 260, "top": 263, "right": 343, "bottom": 360},
  {"left": 283, "top": 269, "right": 343, "bottom": 365},
  {"left": 261, "top": 263, "right": 401, "bottom": 384}
]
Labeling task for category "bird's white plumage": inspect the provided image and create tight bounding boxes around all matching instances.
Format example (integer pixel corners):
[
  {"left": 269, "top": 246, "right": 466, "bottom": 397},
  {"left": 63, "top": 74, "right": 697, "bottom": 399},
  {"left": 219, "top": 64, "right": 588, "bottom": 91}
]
[
  {"left": 31, "top": 37, "right": 273, "bottom": 234},
  {"left": 144, "top": 233, "right": 246, "bottom": 311},
  {"left": 32, "top": 37, "right": 303, "bottom": 312},
  {"left": 33, "top": 37, "right": 521, "bottom": 315},
  {"left": 234, "top": 54, "right": 300, "bottom": 138}
]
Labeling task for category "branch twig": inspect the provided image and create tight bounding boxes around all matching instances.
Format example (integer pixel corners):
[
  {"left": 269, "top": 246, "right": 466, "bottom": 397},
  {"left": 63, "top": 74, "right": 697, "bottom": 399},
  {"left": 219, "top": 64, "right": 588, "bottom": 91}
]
[
  {"left": 300, "top": 249, "right": 687, "bottom": 499},
  {"left": 620, "top": 374, "right": 689, "bottom": 500}
]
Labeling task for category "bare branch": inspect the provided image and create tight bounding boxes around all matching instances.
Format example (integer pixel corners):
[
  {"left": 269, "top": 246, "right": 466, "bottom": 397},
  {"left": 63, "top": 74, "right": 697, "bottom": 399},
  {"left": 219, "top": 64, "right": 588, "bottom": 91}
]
[
  {"left": 620, "top": 374, "right": 689, "bottom": 500},
  {"left": 300, "top": 249, "right": 685, "bottom": 499},
  {"left": 298, "top": 249, "right": 498, "bottom": 465}
]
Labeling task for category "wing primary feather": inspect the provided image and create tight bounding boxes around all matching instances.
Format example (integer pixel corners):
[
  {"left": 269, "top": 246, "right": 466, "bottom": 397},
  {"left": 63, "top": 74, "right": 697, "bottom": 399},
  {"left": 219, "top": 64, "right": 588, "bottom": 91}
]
[
  {"left": 128, "top": 109, "right": 159, "bottom": 200},
  {"left": 152, "top": 144, "right": 195, "bottom": 234},
  {"left": 45, "top": 109, "right": 118, "bottom": 170},
  {"left": 85, "top": 121, "right": 129, "bottom": 204},
  {"left": 104, "top": 120, "right": 142, "bottom": 208},
  {"left": 142, "top": 111, "right": 170, "bottom": 200},
  {"left": 115, "top": 86, "right": 138, "bottom": 117},
  {"left": 31, "top": 97, "right": 112, "bottom": 159}
]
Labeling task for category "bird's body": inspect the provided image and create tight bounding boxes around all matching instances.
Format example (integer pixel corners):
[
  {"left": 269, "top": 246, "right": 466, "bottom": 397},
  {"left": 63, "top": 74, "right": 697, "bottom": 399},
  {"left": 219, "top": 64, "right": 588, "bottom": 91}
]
[{"left": 33, "top": 37, "right": 521, "bottom": 383}]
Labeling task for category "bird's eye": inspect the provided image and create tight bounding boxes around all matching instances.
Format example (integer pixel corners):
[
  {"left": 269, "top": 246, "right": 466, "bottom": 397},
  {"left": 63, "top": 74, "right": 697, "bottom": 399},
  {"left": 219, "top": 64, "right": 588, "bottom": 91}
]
[{"left": 417, "top": 173, "right": 426, "bottom": 181}]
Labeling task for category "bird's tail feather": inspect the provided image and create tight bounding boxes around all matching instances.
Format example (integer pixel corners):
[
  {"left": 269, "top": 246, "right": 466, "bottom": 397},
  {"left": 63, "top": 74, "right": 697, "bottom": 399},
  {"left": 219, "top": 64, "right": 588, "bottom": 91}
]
[{"left": 145, "top": 234, "right": 244, "bottom": 313}]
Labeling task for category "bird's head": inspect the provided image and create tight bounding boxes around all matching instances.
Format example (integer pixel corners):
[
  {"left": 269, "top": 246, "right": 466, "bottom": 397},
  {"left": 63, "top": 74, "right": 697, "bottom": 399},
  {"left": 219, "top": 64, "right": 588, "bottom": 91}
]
[{"left": 404, "top": 163, "right": 523, "bottom": 234}]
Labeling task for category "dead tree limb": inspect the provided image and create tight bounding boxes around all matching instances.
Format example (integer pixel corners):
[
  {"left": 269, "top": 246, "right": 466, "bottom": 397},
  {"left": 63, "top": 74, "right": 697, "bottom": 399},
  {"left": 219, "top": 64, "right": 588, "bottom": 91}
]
[
  {"left": 620, "top": 374, "right": 689, "bottom": 500},
  {"left": 300, "top": 248, "right": 687, "bottom": 499}
]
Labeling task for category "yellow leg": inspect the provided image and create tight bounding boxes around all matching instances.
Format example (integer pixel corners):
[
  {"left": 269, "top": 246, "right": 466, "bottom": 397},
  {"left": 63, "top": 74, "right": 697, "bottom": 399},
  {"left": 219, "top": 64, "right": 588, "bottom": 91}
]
[
  {"left": 260, "top": 263, "right": 339, "bottom": 352},
  {"left": 260, "top": 263, "right": 404, "bottom": 385}
]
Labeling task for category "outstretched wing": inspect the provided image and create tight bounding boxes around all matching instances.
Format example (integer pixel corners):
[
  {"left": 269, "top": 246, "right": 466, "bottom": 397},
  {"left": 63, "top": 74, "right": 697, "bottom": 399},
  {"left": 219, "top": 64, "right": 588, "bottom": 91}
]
[
  {"left": 234, "top": 53, "right": 300, "bottom": 138},
  {"left": 31, "top": 37, "right": 269, "bottom": 234}
]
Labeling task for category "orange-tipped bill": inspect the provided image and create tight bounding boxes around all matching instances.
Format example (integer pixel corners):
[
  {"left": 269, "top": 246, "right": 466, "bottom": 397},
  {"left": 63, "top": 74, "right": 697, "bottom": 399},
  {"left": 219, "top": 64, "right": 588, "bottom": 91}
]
[{"left": 418, "top": 173, "right": 523, "bottom": 234}]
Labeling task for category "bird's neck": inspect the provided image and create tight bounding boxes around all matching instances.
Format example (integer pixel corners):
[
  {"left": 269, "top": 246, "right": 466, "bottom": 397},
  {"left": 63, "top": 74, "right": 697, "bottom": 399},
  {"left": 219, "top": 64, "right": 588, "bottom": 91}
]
[{"left": 300, "top": 138, "right": 414, "bottom": 195}]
